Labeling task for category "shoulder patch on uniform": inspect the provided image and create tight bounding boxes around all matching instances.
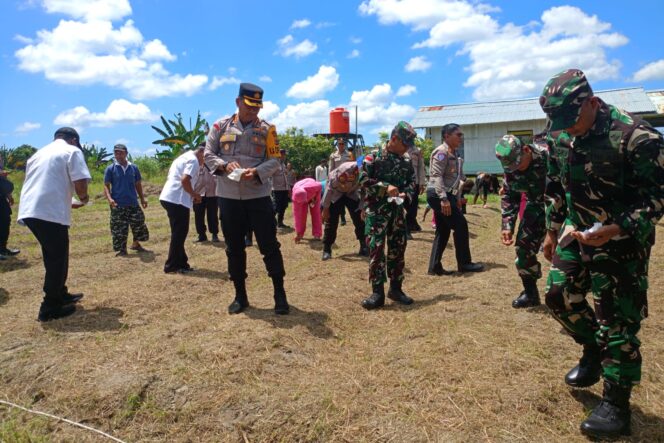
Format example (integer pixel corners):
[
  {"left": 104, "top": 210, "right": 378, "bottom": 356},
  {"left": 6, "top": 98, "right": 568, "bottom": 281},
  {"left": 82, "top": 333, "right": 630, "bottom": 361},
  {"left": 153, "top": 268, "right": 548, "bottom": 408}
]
[
  {"left": 435, "top": 152, "right": 446, "bottom": 161},
  {"left": 213, "top": 122, "right": 220, "bottom": 131}
]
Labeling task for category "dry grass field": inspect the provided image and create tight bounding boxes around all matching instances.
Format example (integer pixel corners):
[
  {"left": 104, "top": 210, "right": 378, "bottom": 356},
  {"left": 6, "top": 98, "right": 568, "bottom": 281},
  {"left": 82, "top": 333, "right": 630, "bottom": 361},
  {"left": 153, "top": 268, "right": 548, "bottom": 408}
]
[{"left": 1, "top": 186, "right": 663, "bottom": 442}]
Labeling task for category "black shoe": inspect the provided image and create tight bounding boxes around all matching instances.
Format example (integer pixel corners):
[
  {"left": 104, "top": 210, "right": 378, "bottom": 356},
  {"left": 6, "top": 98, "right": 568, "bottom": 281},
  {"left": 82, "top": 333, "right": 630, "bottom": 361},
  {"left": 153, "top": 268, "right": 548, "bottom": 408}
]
[
  {"left": 245, "top": 238, "right": 253, "bottom": 247},
  {"left": 361, "top": 285, "right": 385, "bottom": 310},
  {"left": 322, "top": 251, "right": 332, "bottom": 261},
  {"left": 387, "top": 281, "right": 413, "bottom": 305},
  {"left": 177, "top": 267, "right": 195, "bottom": 274},
  {"left": 228, "top": 298, "right": 249, "bottom": 314},
  {"left": 358, "top": 245, "right": 369, "bottom": 257},
  {"left": 340, "top": 219, "right": 347, "bottom": 226},
  {"left": 565, "top": 346, "right": 602, "bottom": 387},
  {"left": 278, "top": 223, "right": 291, "bottom": 229},
  {"left": 274, "top": 291, "right": 290, "bottom": 315},
  {"left": 406, "top": 232, "right": 413, "bottom": 240},
  {"left": 458, "top": 262, "right": 484, "bottom": 273},
  {"left": 412, "top": 224, "right": 422, "bottom": 232},
  {"left": 115, "top": 249, "right": 127, "bottom": 257},
  {"left": 211, "top": 234, "right": 220, "bottom": 243},
  {"left": 194, "top": 236, "right": 207, "bottom": 243},
  {"left": 0, "top": 247, "right": 20, "bottom": 256},
  {"left": 580, "top": 381, "right": 631, "bottom": 438},
  {"left": 63, "top": 292, "right": 84, "bottom": 304},
  {"left": 428, "top": 264, "right": 453, "bottom": 276},
  {"left": 38, "top": 304, "right": 76, "bottom": 322},
  {"left": 512, "top": 277, "right": 541, "bottom": 308}
]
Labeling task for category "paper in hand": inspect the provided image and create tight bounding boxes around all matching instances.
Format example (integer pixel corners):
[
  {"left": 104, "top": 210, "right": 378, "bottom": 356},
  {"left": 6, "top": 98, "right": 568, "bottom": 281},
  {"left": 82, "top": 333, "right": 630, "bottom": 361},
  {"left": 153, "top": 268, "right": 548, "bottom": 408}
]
[{"left": 227, "top": 168, "right": 245, "bottom": 182}]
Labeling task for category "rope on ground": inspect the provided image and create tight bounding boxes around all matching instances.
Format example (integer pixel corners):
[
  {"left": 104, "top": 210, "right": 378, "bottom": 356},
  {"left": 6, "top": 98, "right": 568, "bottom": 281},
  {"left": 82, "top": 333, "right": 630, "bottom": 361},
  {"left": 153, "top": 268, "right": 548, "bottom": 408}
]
[{"left": 0, "top": 399, "right": 127, "bottom": 443}]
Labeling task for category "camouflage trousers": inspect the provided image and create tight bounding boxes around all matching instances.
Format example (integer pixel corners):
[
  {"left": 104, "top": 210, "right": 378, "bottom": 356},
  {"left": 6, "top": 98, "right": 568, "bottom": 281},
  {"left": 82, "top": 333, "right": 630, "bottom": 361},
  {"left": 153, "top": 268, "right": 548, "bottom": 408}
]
[
  {"left": 110, "top": 205, "right": 149, "bottom": 251},
  {"left": 545, "top": 233, "right": 649, "bottom": 387},
  {"left": 514, "top": 201, "right": 546, "bottom": 280},
  {"left": 365, "top": 204, "right": 407, "bottom": 285}
]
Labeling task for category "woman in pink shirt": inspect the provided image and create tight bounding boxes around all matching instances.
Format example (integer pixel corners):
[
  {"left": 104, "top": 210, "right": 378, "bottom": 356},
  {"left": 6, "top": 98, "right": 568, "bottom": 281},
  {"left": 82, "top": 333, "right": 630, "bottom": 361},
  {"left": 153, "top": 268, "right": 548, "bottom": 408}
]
[{"left": 291, "top": 178, "right": 322, "bottom": 243}]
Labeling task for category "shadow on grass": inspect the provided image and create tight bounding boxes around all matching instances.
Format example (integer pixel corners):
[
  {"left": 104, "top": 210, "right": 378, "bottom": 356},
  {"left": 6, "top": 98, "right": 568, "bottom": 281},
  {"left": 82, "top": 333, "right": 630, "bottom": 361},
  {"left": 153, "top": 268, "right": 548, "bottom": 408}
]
[
  {"left": 337, "top": 252, "right": 369, "bottom": 262},
  {"left": 41, "top": 306, "right": 125, "bottom": 332},
  {"left": 0, "top": 288, "right": 9, "bottom": 306},
  {"left": 0, "top": 258, "right": 31, "bottom": 272},
  {"left": 243, "top": 306, "right": 334, "bottom": 339},
  {"left": 185, "top": 268, "right": 229, "bottom": 280},
  {"left": 125, "top": 249, "right": 158, "bottom": 263},
  {"left": 569, "top": 389, "right": 664, "bottom": 441},
  {"left": 382, "top": 293, "right": 467, "bottom": 312},
  {"left": 304, "top": 238, "right": 324, "bottom": 251}
]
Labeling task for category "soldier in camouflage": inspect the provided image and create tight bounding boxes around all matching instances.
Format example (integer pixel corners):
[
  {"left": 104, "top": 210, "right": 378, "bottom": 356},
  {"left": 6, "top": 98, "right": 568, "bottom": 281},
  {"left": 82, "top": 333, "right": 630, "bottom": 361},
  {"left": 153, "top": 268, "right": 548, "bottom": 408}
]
[
  {"left": 359, "top": 121, "right": 417, "bottom": 310},
  {"left": 540, "top": 69, "right": 664, "bottom": 438},
  {"left": 495, "top": 134, "right": 552, "bottom": 308}
]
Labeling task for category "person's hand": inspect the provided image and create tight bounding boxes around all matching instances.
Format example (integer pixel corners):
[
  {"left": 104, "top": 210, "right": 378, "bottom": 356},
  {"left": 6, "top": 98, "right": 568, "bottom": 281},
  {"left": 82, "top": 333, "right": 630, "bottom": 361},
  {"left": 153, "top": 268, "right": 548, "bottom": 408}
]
[
  {"left": 458, "top": 198, "right": 467, "bottom": 209},
  {"left": 571, "top": 224, "right": 622, "bottom": 247},
  {"left": 386, "top": 185, "right": 399, "bottom": 197},
  {"left": 241, "top": 168, "right": 257, "bottom": 180},
  {"left": 192, "top": 194, "right": 202, "bottom": 204},
  {"left": 419, "top": 185, "right": 425, "bottom": 195},
  {"left": 72, "top": 201, "right": 86, "bottom": 209},
  {"left": 360, "top": 210, "right": 366, "bottom": 221},
  {"left": 8, "top": 195, "right": 14, "bottom": 206},
  {"left": 109, "top": 199, "right": 118, "bottom": 208},
  {"left": 322, "top": 207, "right": 330, "bottom": 223},
  {"left": 501, "top": 230, "right": 513, "bottom": 246},
  {"left": 294, "top": 235, "right": 303, "bottom": 244},
  {"left": 398, "top": 192, "right": 406, "bottom": 199},
  {"left": 441, "top": 199, "right": 451, "bottom": 216},
  {"left": 141, "top": 198, "right": 148, "bottom": 209},
  {"left": 543, "top": 230, "right": 558, "bottom": 262},
  {"left": 498, "top": 186, "right": 506, "bottom": 196},
  {"left": 224, "top": 161, "right": 242, "bottom": 173}
]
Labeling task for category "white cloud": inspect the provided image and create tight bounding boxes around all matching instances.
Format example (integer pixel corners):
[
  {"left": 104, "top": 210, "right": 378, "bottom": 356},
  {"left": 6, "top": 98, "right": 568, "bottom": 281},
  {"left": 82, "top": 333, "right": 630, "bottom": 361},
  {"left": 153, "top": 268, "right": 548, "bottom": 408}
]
[
  {"left": 54, "top": 99, "right": 157, "bottom": 127},
  {"left": 633, "top": 60, "right": 664, "bottom": 82},
  {"left": 286, "top": 65, "right": 339, "bottom": 99},
  {"left": 350, "top": 36, "right": 362, "bottom": 44},
  {"left": 209, "top": 76, "right": 241, "bottom": 91},
  {"left": 350, "top": 83, "right": 393, "bottom": 107},
  {"left": 348, "top": 84, "right": 416, "bottom": 129},
  {"left": 405, "top": 56, "right": 431, "bottom": 72},
  {"left": 260, "top": 100, "right": 281, "bottom": 121},
  {"left": 396, "top": 84, "right": 417, "bottom": 96},
  {"left": 141, "top": 39, "right": 176, "bottom": 61},
  {"left": 15, "top": 121, "right": 41, "bottom": 133},
  {"left": 272, "top": 100, "right": 330, "bottom": 133},
  {"left": 290, "top": 19, "right": 311, "bottom": 29},
  {"left": 259, "top": 75, "right": 273, "bottom": 83},
  {"left": 276, "top": 34, "right": 317, "bottom": 59},
  {"left": 347, "top": 49, "right": 360, "bottom": 59},
  {"left": 15, "top": 2, "right": 207, "bottom": 99},
  {"left": 362, "top": 1, "right": 629, "bottom": 100},
  {"left": 228, "top": 66, "right": 237, "bottom": 74}
]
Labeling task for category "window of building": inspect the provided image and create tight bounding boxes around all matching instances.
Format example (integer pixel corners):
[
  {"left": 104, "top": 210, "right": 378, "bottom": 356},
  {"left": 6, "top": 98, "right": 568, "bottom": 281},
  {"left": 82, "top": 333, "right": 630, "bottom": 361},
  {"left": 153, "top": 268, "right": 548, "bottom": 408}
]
[{"left": 508, "top": 129, "right": 534, "bottom": 146}]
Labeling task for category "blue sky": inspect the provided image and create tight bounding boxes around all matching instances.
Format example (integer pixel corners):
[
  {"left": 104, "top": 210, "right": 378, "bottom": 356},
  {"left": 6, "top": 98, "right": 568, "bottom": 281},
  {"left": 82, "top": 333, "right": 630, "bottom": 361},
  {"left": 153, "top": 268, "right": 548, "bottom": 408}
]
[{"left": 2, "top": 0, "right": 664, "bottom": 156}]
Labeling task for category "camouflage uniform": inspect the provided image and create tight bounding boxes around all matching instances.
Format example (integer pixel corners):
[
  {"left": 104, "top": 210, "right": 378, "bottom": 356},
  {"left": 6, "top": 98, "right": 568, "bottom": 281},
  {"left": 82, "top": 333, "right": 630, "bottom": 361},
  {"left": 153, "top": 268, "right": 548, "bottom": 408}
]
[
  {"left": 541, "top": 71, "right": 663, "bottom": 389},
  {"left": 360, "top": 129, "right": 416, "bottom": 288}
]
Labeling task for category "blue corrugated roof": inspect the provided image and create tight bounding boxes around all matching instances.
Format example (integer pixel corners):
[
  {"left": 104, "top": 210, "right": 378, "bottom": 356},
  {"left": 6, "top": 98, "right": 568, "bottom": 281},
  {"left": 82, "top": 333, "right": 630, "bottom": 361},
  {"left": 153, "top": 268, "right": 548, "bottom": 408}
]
[{"left": 411, "top": 87, "right": 657, "bottom": 128}]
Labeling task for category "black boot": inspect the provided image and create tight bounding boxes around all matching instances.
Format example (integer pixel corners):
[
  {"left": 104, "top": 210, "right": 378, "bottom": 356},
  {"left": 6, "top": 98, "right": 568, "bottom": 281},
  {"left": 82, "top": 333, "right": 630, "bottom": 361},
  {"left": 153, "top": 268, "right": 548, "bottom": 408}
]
[
  {"left": 387, "top": 280, "right": 413, "bottom": 305},
  {"left": 581, "top": 380, "right": 631, "bottom": 438},
  {"left": 357, "top": 242, "right": 369, "bottom": 257},
  {"left": 361, "top": 284, "right": 385, "bottom": 310},
  {"left": 565, "top": 345, "right": 602, "bottom": 387},
  {"left": 228, "top": 280, "right": 249, "bottom": 314},
  {"left": 272, "top": 276, "right": 289, "bottom": 315},
  {"left": 38, "top": 302, "right": 76, "bottom": 322},
  {"left": 512, "top": 277, "right": 541, "bottom": 308}
]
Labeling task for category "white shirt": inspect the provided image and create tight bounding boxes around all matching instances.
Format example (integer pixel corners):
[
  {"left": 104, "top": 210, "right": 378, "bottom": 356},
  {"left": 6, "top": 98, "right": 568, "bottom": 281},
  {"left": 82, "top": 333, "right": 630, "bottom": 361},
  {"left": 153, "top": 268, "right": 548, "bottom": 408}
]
[
  {"left": 315, "top": 164, "right": 328, "bottom": 182},
  {"left": 18, "top": 139, "right": 91, "bottom": 227},
  {"left": 159, "top": 150, "right": 200, "bottom": 209}
]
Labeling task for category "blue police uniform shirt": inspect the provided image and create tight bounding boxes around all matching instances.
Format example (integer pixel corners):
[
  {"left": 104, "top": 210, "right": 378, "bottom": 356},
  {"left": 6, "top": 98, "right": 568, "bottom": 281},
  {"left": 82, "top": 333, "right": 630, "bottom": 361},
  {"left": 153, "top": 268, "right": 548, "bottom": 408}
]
[{"left": 104, "top": 162, "right": 142, "bottom": 207}]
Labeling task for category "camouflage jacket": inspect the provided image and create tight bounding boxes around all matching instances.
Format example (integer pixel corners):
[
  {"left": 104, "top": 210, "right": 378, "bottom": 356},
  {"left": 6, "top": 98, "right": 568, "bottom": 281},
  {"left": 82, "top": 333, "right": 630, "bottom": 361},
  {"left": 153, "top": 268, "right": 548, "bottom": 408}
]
[
  {"left": 546, "top": 99, "right": 664, "bottom": 248},
  {"left": 501, "top": 139, "right": 550, "bottom": 232},
  {"left": 359, "top": 147, "right": 416, "bottom": 212}
]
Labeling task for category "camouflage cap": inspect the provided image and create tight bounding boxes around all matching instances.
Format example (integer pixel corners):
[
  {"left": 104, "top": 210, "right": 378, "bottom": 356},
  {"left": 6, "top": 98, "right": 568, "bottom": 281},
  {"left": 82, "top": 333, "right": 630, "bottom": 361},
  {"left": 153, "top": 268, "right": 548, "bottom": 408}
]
[
  {"left": 391, "top": 121, "right": 416, "bottom": 147},
  {"left": 495, "top": 134, "right": 523, "bottom": 172},
  {"left": 539, "top": 69, "right": 593, "bottom": 131}
]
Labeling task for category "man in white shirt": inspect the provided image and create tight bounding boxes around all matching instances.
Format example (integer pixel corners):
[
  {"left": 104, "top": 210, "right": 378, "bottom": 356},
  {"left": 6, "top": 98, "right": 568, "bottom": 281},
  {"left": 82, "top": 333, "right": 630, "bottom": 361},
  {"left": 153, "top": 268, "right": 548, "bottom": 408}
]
[
  {"left": 159, "top": 147, "right": 204, "bottom": 274},
  {"left": 315, "top": 158, "right": 328, "bottom": 183},
  {"left": 17, "top": 127, "right": 91, "bottom": 322}
]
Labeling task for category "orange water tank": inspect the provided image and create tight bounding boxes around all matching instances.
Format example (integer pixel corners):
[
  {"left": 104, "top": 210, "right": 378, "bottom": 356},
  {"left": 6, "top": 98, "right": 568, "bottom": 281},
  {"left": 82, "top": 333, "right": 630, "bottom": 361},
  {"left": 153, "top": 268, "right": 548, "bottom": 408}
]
[{"left": 329, "top": 107, "right": 350, "bottom": 134}]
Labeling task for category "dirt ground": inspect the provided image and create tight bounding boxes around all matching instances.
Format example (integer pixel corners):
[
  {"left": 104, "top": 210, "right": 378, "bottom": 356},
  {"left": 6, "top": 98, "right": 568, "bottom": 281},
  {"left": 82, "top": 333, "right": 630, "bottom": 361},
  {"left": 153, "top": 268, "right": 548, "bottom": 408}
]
[{"left": 1, "top": 196, "right": 663, "bottom": 442}]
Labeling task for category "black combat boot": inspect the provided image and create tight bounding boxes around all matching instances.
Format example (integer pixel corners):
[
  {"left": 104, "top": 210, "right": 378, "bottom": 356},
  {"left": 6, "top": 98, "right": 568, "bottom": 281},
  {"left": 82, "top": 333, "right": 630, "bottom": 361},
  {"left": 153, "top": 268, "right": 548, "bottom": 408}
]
[
  {"left": 272, "top": 276, "right": 290, "bottom": 315},
  {"left": 580, "top": 380, "right": 631, "bottom": 438},
  {"left": 38, "top": 301, "right": 76, "bottom": 322},
  {"left": 565, "top": 345, "right": 602, "bottom": 387},
  {"left": 387, "top": 280, "right": 413, "bottom": 305},
  {"left": 361, "top": 284, "right": 385, "bottom": 310},
  {"left": 512, "top": 276, "right": 541, "bottom": 308},
  {"left": 228, "top": 280, "right": 249, "bottom": 314},
  {"left": 357, "top": 242, "right": 369, "bottom": 257}
]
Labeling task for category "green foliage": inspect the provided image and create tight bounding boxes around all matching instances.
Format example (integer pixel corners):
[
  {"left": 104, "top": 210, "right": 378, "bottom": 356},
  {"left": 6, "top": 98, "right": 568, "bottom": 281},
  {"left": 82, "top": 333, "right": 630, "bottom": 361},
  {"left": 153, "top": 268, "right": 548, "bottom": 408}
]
[
  {"left": 0, "top": 144, "right": 9, "bottom": 169},
  {"left": 374, "top": 131, "right": 389, "bottom": 148},
  {"left": 416, "top": 137, "right": 435, "bottom": 167},
  {"left": 3, "top": 144, "right": 37, "bottom": 170},
  {"left": 279, "top": 127, "right": 333, "bottom": 176},
  {"left": 81, "top": 143, "right": 113, "bottom": 169},
  {"left": 132, "top": 156, "right": 163, "bottom": 181},
  {"left": 152, "top": 112, "right": 208, "bottom": 166}
]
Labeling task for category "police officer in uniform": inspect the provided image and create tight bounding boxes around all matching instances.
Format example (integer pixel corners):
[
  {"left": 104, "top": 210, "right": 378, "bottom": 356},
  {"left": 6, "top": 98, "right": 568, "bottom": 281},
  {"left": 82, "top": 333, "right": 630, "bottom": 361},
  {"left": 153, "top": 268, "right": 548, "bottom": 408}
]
[
  {"left": 205, "top": 83, "right": 289, "bottom": 315},
  {"left": 272, "top": 148, "right": 291, "bottom": 229},
  {"left": 427, "top": 123, "right": 483, "bottom": 275},
  {"left": 405, "top": 143, "right": 426, "bottom": 232},
  {"left": 540, "top": 69, "right": 664, "bottom": 438}
]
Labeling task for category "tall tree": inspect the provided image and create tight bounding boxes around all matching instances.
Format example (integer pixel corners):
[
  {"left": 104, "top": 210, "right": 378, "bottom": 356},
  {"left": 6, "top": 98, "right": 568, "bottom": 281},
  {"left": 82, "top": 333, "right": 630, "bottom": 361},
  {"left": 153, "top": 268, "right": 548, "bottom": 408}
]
[{"left": 152, "top": 112, "right": 208, "bottom": 165}]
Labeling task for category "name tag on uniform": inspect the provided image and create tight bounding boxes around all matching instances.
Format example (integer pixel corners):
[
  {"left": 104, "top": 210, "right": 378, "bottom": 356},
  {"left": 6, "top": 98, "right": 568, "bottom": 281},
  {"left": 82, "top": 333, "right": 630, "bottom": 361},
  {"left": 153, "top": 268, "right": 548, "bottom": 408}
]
[{"left": 220, "top": 134, "right": 237, "bottom": 143}]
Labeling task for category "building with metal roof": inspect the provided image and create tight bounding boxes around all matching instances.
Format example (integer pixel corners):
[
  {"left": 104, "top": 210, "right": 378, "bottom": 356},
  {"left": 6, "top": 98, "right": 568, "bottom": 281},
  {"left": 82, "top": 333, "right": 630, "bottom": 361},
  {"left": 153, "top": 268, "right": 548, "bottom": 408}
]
[{"left": 412, "top": 87, "right": 663, "bottom": 174}]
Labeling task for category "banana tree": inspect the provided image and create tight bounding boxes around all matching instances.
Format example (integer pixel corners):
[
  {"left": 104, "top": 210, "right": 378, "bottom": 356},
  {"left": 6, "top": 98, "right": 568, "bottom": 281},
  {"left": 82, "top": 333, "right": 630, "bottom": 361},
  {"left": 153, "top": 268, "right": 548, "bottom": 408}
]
[{"left": 152, "top": 112, "right": 208, "bottom": 164}]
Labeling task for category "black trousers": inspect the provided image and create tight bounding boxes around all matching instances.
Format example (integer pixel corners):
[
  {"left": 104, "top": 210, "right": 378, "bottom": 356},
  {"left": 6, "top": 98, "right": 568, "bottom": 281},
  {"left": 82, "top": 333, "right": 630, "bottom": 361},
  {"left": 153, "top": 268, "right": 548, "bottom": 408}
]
[
  {"left": 161, "top": 200, "right": 190, "bottom": 272},
  {"left": 273, "top": 190, "right": 289, "bottom": 224},
  {"left": 193, "top": 196, "right": 219, "bottom": 238},
  {"left": 405, "top": 190, "right": 420, "bottom": 228},
  {"left": 23, "top": 218, "right": 70, "bottom": 306},
  {"left": 0, "top": 197, "right": 10, "bottom": 249},
  {"left": 427, "top": 192, "right": 472, "bottom": 271},
  {"left": 323, "top": 196, "right": 364, "bottom": 253},
  {"left": 219, "top": 196, "right": 285, "bottom": 282}
]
